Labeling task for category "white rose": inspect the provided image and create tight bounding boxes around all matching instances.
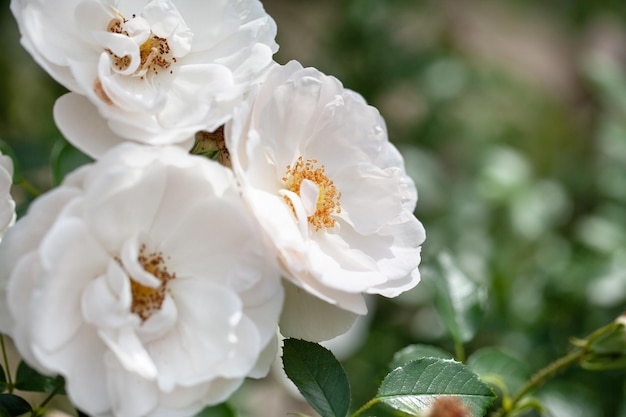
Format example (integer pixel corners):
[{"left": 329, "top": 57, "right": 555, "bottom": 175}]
[
  {"left": 0, "top": 152, "right": 15, "bottom": 239},
  {"left": 226, "top": 61, "right": 426, "bottom": 342},
  {"left": 0, "top": 143, "right": 283, "bottom": 417},
  {"left": 10, "top": 0, "right": 278, "bottom": 157}
]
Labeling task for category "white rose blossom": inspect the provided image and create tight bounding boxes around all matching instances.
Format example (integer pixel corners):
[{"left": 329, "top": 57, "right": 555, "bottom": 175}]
[
  {"left": 0, "top": 152, "right": 16, "bottom": 239},
  {"left": 10, "top": 0, "right": 278, "bottom": 157},
  {"left": 226, "top": 61, "right": 426, "bottom": 342},
  {"left": 0, "top": 144, "right": 283, "bottom": 417}
]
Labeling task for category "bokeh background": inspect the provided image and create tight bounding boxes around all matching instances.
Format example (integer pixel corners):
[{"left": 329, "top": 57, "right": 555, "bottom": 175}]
[{"left": 2, "top": 0, "right": 626, "bottom": 416}]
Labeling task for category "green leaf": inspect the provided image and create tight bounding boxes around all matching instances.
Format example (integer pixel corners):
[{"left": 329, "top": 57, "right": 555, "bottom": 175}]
[
  {"left": 424, "top": 252, "right": 487, "bottom": 345},
  {"left": 0, "top": 394, "right": 32, "bottom": 416},
  {"left": 50, "top": 140, "right": 93, "bottom": 185},
  {"left": 389, "top": 344, "right": 454, "bottom": 370},
  {"left": 0, "top": 365, "right": 7, "bottom": 393},
  {"left": 14, "top": 361, "right": 65, "bottom": 394},
  {"left": 376, "top": 358, "right": 495, "bottom": 417},
  {"left": 582, "top": 322, "right": 626, "bottom": 371},
  {"left": 282, "top": 338, "right": 350, "bottom": 417},
  {"left": 467, "top": 347, "right": 531, "bottom": 395},
  {"left": 581, "top": 353, "right": 626, "bottom": 371},
  {"left": 192, "top": 403, "right": 235, "bottom": 417}
]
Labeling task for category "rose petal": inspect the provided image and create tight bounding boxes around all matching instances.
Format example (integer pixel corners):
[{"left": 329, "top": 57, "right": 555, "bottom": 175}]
[
  {"left": 53, "top": 93, "right": 128, "bottom": 158},
  {"left": 279, "top": 280, "right": 360, "bottom": 342}
]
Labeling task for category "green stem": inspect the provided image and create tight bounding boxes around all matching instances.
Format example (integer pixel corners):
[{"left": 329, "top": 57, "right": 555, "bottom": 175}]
[
  {"left": 18, "top": 178, "right": 42, "bottom": 197},
  {"left": 454, "top": 340, "right": 466, "bottom": 363},
  {"left": 492, "top": 320, "right": 621, "bottom": 417},
  {"left": 0, "top": 334, "right": 13, "bottom": 392},
  {"left": 508, "top": 398, "right": 544, "bottom": 416},
  {"left": 509, "top": 347, "right": 584, "bottom": 407},
  {"left": 584, "top": 321, "right": 621, "bottom": 346},
  {"left": 31, "top": 381, "right": 65, "bottom": 417},
  {"left": 350, "top": 397, "right": 379, "bottom": 417}
]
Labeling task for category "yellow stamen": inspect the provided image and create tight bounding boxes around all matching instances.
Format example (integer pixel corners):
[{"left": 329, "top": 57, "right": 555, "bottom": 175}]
[
  {"left": 282, "top": 156, "right": 341, "bottom": 231},
  {"left": 128, "top": 245, "right": 175, "bottom": 322},
  {"left": 104, "top": 15, "right": 173, "bottom": 79},
  {"left": 138, "top": 35, "right": 171, "bottom": 73}
]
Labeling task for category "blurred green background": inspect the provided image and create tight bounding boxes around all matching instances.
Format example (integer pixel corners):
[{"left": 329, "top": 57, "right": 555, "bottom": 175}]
[{"left": 2, "top": 0, "right": 626, "bottom": 416}]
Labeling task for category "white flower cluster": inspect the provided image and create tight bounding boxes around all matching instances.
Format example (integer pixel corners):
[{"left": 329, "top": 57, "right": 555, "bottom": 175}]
[{"left": 1, "top": 0, "right": 426, "bottom": 416}]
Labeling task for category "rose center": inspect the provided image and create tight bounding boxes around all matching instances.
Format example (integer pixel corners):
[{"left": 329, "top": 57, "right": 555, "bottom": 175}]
[
  {"left": 282, "top": 156, "right": 341, "bottom": 231},
  {"left": 129, "top": 245, "right": 176, "bottom": 322},
  {"left": 106, "top": 16, "right": 175, "bottom": 78}
]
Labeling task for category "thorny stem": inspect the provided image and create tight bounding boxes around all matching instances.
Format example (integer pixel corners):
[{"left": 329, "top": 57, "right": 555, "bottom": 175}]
[
  {"left": 582, "top": 320, "right": 622, "bottom": 347},
  {"left": 0, "top": 334, "right": 13, "bottom": 392},
  {"left": 491, "top": 320, "right": 622, "bottom": 417},
  {"left": 510, "top": 347, "right": 584, "bottom": 408}
]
